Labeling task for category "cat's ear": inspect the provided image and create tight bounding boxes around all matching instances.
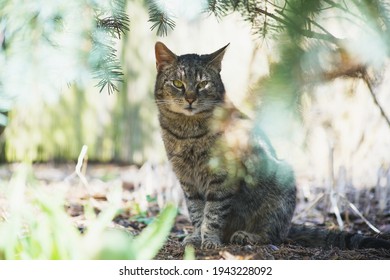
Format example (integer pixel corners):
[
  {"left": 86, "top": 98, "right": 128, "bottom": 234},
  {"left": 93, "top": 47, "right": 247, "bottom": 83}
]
[
  {"left": 155, "top": 42, "right": 177, "bottom": 71},
  {"left": 205, "top": 43, "right": 230, "bottom": 72}
]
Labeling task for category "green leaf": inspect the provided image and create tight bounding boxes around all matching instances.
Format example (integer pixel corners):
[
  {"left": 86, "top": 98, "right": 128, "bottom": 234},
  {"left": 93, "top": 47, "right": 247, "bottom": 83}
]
[
  {"left": 146, "top": 194, "right": 157, "bottom": 203},
  {"left": 94, "top": 204, "right": 176, "bottom": 260},
  {"left": 94, "top": 229, "right": 136, "bottom": 260},
  {"left": 183, "top": 245, "right": 196, "bottom": 260},
  {"left": 131, "top": 204, "right": 177, "bottom": 260}
]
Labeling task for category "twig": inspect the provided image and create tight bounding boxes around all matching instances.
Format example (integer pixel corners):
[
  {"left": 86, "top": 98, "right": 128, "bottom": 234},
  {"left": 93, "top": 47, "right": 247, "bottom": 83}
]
[
  {"left": 254, "top": 7, "right": 341, "bottom": 44},
  {"left": 64, "top": 145, "right": 91, "bottom": 194},
  {"left": 296, "top": 189, "right": 381, "bottom": 234},
  {"left": 75, "top": 145, "right": 89, "bottom": 188},
  {"left": 292, "top": 192, "right": 325, "bottom": 222},
  {"left": 323, "top": 0, "right": 362, "bottom": 22},
  {"left": 338, "top": 194, "right": 381, "bottom": 234},
  {"left": 321, "top": 65, "right": 365, "bottom": 81},
  {"left": 362, "top": 73, "right": 390, "bottom": 129},
  {"left": 330, "top": 189, "right": 344, "bottom": 230},
  {"left": 328, "top": 140, "right": 344, "bottom": 230}
]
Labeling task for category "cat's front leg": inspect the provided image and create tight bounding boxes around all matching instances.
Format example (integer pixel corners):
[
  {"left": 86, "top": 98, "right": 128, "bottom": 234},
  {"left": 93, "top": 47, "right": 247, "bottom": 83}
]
[
  {"left": 182, "top": 229, "right": 202, "bottom": 247},
  {"left": 201, "top": 189, "right": 233, "bottom": 249},
  {"left": 182, "top": 191, "right": 205, "bottom": 248}
]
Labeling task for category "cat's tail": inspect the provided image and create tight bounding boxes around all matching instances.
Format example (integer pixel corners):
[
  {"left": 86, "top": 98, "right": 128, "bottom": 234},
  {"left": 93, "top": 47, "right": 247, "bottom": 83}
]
[{"left": 287, "top": 224, "right": 390, "bottom": 250}]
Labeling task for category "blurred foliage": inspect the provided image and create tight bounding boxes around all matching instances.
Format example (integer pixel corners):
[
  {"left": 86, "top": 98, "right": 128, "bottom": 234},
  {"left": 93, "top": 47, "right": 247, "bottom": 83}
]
[
  {"left": 1, "top": 0, "right": 390, "bottom": 167},
  {"left": 0, "top": 0, "right": 129, "bottom": 95},
  {"left": 1, "top": 0, "right": 157, "bottom": 163},
  {"left": 145, "top": 0, "right": 390, "bottom": 186},
  {"left": 92, "top": 0, "right": 130, "bottom": 94},
  {"left": 0, "top": 0, "right": 131, "bottom": 161},
  {"left": 0, "top": 164, "right": 177, "bottom": 259},
  {"left": 0, "top": 0, "right": 389, "bottom": 261},
  {"left": 147, "top": 0, "right": 390, "bottom": 112},
  {"left": 183, "top": 245, "right": 196, "bottom": 260}
]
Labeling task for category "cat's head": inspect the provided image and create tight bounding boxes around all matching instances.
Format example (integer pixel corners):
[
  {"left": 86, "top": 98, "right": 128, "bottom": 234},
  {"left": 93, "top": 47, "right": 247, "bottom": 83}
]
[{"left": 154, "top": 42, "right": 229, "bottom": 116}]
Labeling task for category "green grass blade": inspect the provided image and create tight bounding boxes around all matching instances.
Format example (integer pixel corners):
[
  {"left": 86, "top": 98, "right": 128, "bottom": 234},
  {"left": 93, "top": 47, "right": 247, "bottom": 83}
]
[{"left": 131, "top": 204, "right": 177, "bottom": 260}]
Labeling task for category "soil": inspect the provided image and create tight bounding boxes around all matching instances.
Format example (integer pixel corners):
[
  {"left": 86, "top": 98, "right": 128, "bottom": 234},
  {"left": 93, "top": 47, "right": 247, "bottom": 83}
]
[
  {"left": 154, "top": 215, "right": 390, "bottom": 260},
  {"left": 1, "top": 163, "right": 390, "bottom": 260}
]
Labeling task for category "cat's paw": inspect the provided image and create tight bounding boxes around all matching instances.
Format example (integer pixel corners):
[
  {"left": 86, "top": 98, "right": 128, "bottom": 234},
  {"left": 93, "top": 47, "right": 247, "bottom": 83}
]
[
  {"left": 182, "top": 234, "right": 202, "bottom": 248},
  {"left": 201, "top": 238, "right": 222, "bottom": 250},
  {"left": 230, "top": 231, "right": 250, "bottom": 245},
  {"left": 230, "top": 230, "right": 266, "bottom": 245}
]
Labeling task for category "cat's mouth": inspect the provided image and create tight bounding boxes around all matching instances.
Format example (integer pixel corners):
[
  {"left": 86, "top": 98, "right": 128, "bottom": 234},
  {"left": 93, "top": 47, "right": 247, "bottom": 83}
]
[{"left": 183, "top": 105, "right": 197, "bottom": 115}]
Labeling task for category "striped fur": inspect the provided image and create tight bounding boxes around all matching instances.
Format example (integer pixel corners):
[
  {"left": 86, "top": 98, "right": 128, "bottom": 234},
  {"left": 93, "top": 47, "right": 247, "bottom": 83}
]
[{"left": 154, "top": 42, "right": 390, "bottom": 250}]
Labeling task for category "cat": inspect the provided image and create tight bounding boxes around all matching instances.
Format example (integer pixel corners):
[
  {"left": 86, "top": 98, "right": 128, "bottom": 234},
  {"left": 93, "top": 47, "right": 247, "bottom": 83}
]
[{"left": 153, "top": 41, "right": 390, "bottom": 250}]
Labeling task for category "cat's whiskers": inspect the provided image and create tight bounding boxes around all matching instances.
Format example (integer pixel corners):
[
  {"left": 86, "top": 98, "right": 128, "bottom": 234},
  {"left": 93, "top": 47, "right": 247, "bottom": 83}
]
[{"left": 155, "top": 100, "right": 180, "bottom": 105}]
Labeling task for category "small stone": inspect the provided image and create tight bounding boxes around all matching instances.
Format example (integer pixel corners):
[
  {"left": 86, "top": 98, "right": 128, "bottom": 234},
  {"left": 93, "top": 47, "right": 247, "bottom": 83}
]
[
  {"left": 244, "top": 244, "right": 253, "bottom": 251},
  {"left": 268, "top": 244, "right": 279, "bottom": 251}
]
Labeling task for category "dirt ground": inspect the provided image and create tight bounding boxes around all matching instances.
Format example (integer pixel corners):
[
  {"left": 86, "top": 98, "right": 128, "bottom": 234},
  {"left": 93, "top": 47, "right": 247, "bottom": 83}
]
[
  {"left": 1, "top": 163, "right": 390, "bottom": 260},
  {"left": 154, "top": 214, "right": 390, "bottom": 260}
]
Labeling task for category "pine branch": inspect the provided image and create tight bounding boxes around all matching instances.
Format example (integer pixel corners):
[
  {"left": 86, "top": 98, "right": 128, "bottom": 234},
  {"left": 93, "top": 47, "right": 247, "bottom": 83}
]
[
  {"left": 230, "top": 0, "right": 242, "bottom": 10},
  {"left": 323, "top": 0, "right": 362, "bottom": 20},
  {"left": 96, "top": 16, "right": 129, "bottom": 39},
  {"left": 229, "top": 1, "right": 280, "bottom": 39},
  {"left": 147, "top": 0, "right": 176, "bottom": 36},
  {"left": 95, "top": 0, "right": 130, "bottom": 38},
  {"left": 253, "top": 6, "right": 340, "bottom": 43},
  {"left": 207, "top": 0, "right": 232, "bottom": 18},
  {"left": 90, "top": 34, "right": 123, "bottom": 95},
  {"left": 91, "top": 0, "right": 129, "bottom": 94},
  {"left": 375, "top": 0, "right": 390, "bottom": 49}
]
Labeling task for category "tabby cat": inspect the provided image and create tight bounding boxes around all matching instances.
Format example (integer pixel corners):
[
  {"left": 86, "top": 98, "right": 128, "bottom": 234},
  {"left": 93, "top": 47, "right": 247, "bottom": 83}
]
[{"left": 153, "top": 41, "right": 390, "bottom": 250}]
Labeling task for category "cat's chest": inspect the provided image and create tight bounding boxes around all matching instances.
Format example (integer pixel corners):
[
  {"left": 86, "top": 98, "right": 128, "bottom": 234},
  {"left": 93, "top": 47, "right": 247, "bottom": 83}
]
[
  {"left": 162, "top": 132, "right": 216, "bottom": 185},
  {"left": 163, "top": 135, "right": 213, "bottom": 164}
]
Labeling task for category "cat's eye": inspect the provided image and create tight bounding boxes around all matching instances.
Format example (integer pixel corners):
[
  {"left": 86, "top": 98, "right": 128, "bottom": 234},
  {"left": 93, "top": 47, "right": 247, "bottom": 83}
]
[
  {"left": 198, "top": 81, "right": 208, "bottom": 89},
  {"left": 172, "top": 80, "right": 184, "bottom": 88}
]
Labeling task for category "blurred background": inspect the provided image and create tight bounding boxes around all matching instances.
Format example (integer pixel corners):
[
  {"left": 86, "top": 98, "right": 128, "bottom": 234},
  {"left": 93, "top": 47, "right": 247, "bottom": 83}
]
[{"left": 1, "top": 0, "right": 390, "bottom": 217}]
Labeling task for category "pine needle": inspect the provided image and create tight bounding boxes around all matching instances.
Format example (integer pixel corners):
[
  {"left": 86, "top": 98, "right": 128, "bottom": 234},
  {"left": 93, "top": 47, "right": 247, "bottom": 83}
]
[
  {"left": 147, "top": 0, "right": 176, "bottom": 36},
  {"left": 91, "top": 0, "right": 129, "bottom": 94}
]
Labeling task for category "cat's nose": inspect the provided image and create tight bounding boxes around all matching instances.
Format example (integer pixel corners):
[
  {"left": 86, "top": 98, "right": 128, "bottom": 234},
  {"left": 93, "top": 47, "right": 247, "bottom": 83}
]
[{"left": 185, "top": 96, "right": 196, "bottom": 105}]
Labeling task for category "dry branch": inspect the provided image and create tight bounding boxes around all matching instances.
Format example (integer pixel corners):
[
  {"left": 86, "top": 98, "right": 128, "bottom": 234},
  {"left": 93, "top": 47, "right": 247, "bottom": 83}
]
[{"left": 362, "top": 72, "right": 390, "bottom": 129}]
